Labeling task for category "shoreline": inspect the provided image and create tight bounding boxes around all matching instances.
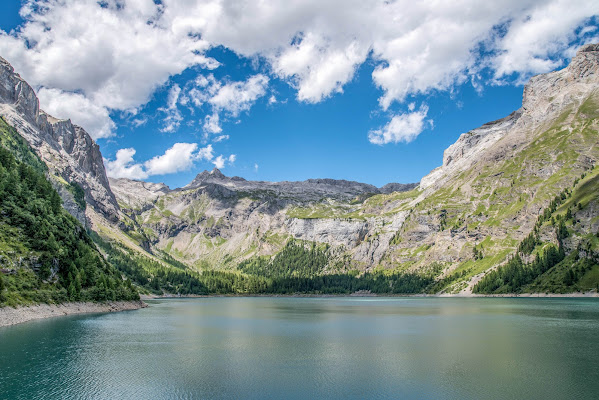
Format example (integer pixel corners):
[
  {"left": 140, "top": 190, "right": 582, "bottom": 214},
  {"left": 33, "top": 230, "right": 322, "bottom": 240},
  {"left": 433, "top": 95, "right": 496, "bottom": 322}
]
[
  {"left": 141, "top": 291, "right": 599, "bottom": 300},
  {"left": 0, "top": 300, "right": 147, "bottom": 328},
  {"left": 2, "top": 292, "right": 595, "bottom": 327}
]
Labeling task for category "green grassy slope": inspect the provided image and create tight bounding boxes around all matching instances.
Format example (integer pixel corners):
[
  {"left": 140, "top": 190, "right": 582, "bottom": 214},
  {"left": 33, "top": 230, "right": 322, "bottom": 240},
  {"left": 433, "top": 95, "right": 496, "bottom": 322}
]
[
  {"left": 474, "top": 166, "right": 599, "bottom": 294},
  {"left": 372, "top": 92, "right": 599, "bottom": 292}
]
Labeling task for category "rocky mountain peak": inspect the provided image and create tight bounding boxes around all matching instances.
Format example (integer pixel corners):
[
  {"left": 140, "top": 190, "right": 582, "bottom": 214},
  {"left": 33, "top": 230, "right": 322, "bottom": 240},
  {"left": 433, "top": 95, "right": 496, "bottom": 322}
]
[
  {"left": 0, "top": 56, "right": 120, "bottom": 223},
  {"left": 180, "top": 166, "right": 414, "bottom": 202},
  {"left": 210, "top": 167, "right": 226, "bottom": 178},
  {"left": 574, "top": 43, "right": 599, "bottom": 68},
  {"left": 421, "top": 43, "right": 599, "bottom": 190},
  {"left": 522, "top": 42, "right": 598, "bottom": 114},
  {"left": 109, "top": 177, "right": 170, "bottom": 210},
  {"left": 186, "top": 168, "right": 229, "bottom": 188}
]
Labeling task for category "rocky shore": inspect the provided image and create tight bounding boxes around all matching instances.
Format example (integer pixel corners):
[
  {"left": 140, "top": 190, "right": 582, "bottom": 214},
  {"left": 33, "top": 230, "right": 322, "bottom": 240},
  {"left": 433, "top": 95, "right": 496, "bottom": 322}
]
[{"left": 0, "top": 300, "right": 147, "bottom": 328}]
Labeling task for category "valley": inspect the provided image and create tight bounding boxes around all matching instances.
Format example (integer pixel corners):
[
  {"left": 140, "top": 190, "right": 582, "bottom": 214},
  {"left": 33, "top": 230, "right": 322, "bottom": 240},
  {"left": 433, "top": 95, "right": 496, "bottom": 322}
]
[{"left": 1, "top": 45, "right": 599, "bottom": 301}]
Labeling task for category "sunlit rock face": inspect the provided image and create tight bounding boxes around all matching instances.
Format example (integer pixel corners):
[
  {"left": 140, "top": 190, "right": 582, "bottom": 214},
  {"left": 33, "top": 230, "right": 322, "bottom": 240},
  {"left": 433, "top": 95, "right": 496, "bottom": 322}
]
[{"left": 0, "top": 56, "right": 119, "bottom": 225}]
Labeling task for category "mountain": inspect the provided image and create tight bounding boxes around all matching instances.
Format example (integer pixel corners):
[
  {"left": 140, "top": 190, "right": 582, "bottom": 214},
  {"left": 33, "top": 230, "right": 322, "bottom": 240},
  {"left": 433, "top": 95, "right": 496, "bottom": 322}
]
[
  {"left": 1, "top": 44, "right": 598, "bottom": 296},
  {"left": 0, "top": 56, "right": 119, "bottom": 226},
  {"left": 0, "top": 116, "right": 139, "bottom": 306},
  {"left": 110, "top": 167, "right": 417, "bottom": 269}
]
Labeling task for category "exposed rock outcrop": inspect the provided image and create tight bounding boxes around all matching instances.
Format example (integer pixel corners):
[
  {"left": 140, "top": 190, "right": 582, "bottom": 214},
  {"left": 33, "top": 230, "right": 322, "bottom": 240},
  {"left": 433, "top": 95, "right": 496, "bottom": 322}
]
[
  {"left": 421, "top": 43, "right": 599, "bottom": 191},
  {"left": 111, "top": 167, "right": 417, "bottom": 268},
  {"left": 0, "top": 56, "right": 119, "bottom": 224},
  {"left": 184, "top": 168, "right": 405, "bottom": 201},
  {"left": 110, "top": 178, "right": 170, "bottom": 210}
]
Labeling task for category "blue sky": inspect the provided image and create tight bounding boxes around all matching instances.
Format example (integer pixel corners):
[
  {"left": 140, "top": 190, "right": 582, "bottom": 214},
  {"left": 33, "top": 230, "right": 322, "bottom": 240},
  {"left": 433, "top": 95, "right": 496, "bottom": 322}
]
[{"left": 0, "top": 1, "right": 597, "bottom": 188}]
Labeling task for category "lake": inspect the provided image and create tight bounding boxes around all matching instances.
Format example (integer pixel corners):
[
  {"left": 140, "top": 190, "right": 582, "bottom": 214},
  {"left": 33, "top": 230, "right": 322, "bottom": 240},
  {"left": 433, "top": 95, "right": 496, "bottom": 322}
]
[{"left": 1, "top": 297, "right": 598, "bottom": 399}]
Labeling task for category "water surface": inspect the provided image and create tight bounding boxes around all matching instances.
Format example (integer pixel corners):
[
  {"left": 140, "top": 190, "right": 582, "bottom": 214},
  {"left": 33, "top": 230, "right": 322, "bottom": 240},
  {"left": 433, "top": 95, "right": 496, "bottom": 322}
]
[{"left": 1, "top": 297, "right": 598, "bottom": 399}]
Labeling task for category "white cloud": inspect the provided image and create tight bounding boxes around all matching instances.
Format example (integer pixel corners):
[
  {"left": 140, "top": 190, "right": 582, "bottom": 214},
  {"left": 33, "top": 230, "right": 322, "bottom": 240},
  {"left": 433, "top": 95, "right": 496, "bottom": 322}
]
[
  {"left": 203, "top": 113, "right": 222, "bottom": 134},
  {"left": 144, "top": 142, "right": 198, "bottom": 175},
  {"left": 188, "top": 74, "right": 220, "bottom": 107},
  {"left": 212, "top": 155, "right": 225, "bottom": 169},
  {"left": 166, "top": 84, "right": 181, "bottom": 110},
  {"left": 368, "top": 105, "right": 430, "bottom": 145},
  {"left": 190, "top": 74, "right": 268, "bottom": 138},
  {"left": 491, "top": 0, "right": 598, "bottom": 80},
  {"left": 197, "top": 144, "right": 215, "bottom": 161},
  {"left": 213, "top": 134, "right": 229, "bottom": 142},
  {"left": 160, "top": 115, "right": 182, "bottom": 133},
  {"left": 0, "top": 0, "right": 218, "bottom": 138},
  {"left": 272, "top": 33, "right": 366, "bottom": 102},
  {"left": 580, "top": 26, "right": 597, "bottom": 35},
  {"left": 182, "top": 0, "right": 595, "bottom": 108},
  {"left": 105, "top": 142, "right": 218, "bottom": 179},
  {"left": 159, "top": 84, "right": 183, "bottom": 132},
  {"left": 37, "top": 88, "right": 115, "bottom": 139},
  {"left": 131, "top": 117, "right": 148, "bottom": 128},
  {"left": 212, "top": 153, "right": 236, "bottom": 169},
  {"left": 1, "top": 0, "right": 596, "bottom": 143},
  {"left": 104, "top": 148, "right": 148, "bottom": 180},
  {"left": 208, "top": 74, "right": 269, "bottom": 116}
]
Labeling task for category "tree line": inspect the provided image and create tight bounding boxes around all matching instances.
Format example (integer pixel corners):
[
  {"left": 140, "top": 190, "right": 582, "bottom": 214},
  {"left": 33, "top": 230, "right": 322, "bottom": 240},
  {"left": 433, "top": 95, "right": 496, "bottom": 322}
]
[{"left": 474, "top": 169, "right": 597, "bottom": 294}]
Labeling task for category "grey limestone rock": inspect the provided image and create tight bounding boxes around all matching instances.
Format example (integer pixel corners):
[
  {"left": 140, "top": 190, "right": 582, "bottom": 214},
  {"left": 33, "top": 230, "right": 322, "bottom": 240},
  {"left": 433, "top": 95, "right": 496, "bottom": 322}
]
[{"left": 0, "top": 56, "right": 120, "bottom": 224}]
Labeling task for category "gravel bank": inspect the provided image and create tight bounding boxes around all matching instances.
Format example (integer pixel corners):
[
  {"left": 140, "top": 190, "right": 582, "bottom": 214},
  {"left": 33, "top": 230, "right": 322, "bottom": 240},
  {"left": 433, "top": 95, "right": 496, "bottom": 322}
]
[{"left": 0, "top": 300, "right": 147, "bottom": 328}]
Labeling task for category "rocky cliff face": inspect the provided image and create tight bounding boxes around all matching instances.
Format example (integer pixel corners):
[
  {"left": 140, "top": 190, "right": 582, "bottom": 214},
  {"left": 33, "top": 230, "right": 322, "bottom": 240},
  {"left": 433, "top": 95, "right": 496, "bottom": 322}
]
[
  {"left": 405, "top": 43, "right": 599, "bottom": 292},
  {"left": 421, "top": 44, "right": 599, "bottom": 191},
  {"left": 110, "top": 168, "right": 416, "bottom": 268},
  {"left": 183, "top": 168, "right": 396, "bottom": 201},
  {"left": 0, "top": 56, "right": 119, "bottom": 224}
]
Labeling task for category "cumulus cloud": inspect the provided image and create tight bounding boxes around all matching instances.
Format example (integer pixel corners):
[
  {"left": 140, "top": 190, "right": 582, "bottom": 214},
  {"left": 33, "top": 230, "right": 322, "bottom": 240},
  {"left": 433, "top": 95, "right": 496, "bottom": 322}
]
[
  {"left": 1, "top": 0, "right": 596, "bottom": 143},
  {"left": 104, "top": 148, "right": 148, "bottom": 180},
  {"left": 368, "top": 105, "right": 430, "bottom": 145},
  {"left": 0, "top": 0, "right": 218, "bottom": 138},
  {"left": 197, "top": 144, "right": 215, "bottom": 161},
  {"left": 188, "top": 74, "right": 268, "bottom": 138},
  {"left": 203, "top": 113, "right": 222, "bottom": 134},
  {"left": 179, "top": 0, "right": 595, "bottom": 108},
  {"left": 272, "top": 33, "right": 367, "bottom": 102},
  {"left": 212, "top": 153, "right": 236, "bottom": 169},
  {"left": 212, "top": 155, "right": 225, "bottom": 169},
  {"left": 491, "top": 0, "right": 598, "bottom": 81},
  {"left": 209, "top": 74, "right": 269, "bottom": 116},
  {"left": 105, "top": 142, "right": 224, "bottom": 179},
  {"left": 144, "top": 142, "right": 198, "bottom": 175}
]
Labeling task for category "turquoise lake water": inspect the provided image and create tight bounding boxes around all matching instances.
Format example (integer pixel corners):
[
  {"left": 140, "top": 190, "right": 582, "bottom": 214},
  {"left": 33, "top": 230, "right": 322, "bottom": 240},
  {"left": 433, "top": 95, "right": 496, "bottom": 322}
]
[{"left": 1, "top": 297, "right": 598, "bottom": 399}]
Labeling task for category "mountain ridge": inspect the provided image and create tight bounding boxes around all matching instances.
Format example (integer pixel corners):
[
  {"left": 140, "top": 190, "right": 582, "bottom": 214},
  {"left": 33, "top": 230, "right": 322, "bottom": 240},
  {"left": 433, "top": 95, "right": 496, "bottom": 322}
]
[
  {"left": 124, "top": 167, "right": 418, "bottom": 198},
  {"left": 0, "top": 55, "right": 119, "bottom": 225}
]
